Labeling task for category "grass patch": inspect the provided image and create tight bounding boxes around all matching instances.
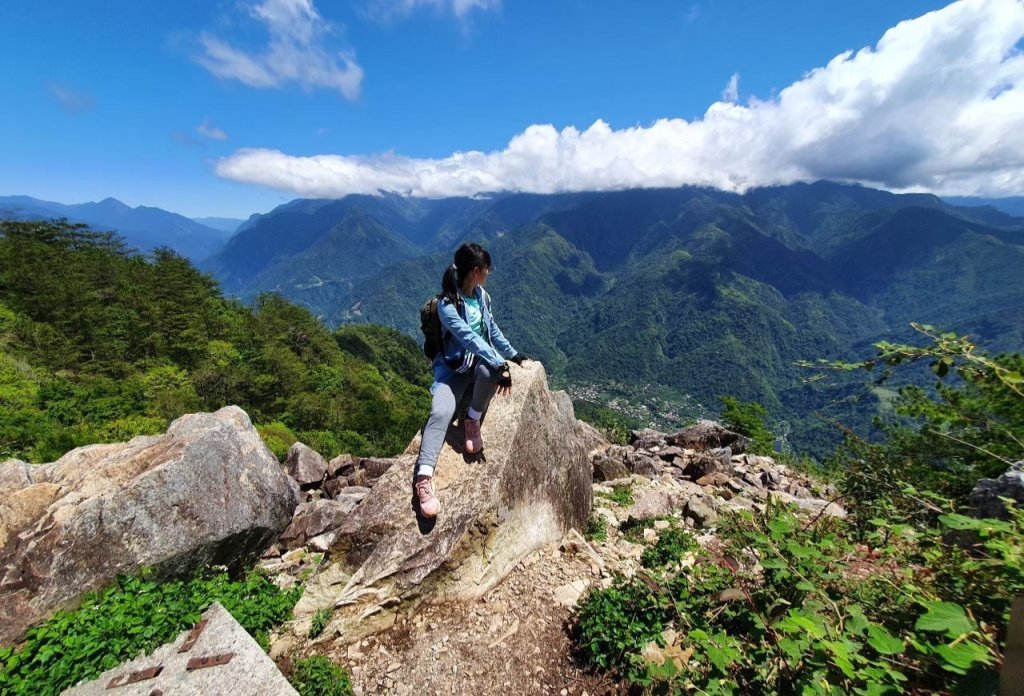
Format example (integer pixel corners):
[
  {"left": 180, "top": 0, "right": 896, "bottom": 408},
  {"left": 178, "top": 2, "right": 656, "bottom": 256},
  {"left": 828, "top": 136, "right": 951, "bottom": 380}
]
[
  {"left": 290, "top": 655, "right": 353, "bottom": 696},
  {"left": 585, "top": 514, "right": 608, "bottom": 542},
  {"left": 595, "top": 482, "right": 634, "bottom": 506}
]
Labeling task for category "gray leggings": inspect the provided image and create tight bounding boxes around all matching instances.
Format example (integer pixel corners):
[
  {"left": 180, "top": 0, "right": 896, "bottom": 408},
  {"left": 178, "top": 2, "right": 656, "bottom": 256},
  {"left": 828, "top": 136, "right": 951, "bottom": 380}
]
[{"left": 415, "top": 361, "right": 499, "bottom": 477}]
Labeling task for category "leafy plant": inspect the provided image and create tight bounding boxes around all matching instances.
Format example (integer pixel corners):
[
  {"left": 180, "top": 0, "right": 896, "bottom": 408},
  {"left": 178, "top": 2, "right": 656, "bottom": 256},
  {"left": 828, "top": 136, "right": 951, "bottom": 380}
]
[
  {"left": 0, "top": 569, "right": 301, "bottom": 696},
  {"left": 309, "top": 608, "right": 332, "bottom": 639},
  {"left": 289, "top": 656, "right": 353, "bottom": 696},
  {"left": 807, "top": 324, "right": 1024, "bottom": 526},
  {"left": 585, "top": 513, "right": 608, "bottom": 542},
  {"left": 640, "top": 525, "right": 696, "bottom": 569},
  {"left": 573, "top": 501, "right": 1016, "bottom": 694}
]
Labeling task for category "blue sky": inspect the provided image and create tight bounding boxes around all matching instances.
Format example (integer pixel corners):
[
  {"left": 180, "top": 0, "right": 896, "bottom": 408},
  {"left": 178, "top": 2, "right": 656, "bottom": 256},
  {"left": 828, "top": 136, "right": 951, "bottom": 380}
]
[{"left": 2, "top": 0, "right": 1021, "bottom": 218}]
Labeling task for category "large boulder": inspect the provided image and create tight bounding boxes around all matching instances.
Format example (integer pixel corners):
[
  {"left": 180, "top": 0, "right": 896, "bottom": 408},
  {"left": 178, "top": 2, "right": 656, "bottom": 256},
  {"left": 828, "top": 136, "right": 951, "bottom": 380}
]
[
  {"left": 667, "top": 420, "right": 749, "bottom": 453},
  {"left": 284, "top": 442, "right": 329, "bottom": 488},
  {"left": 294, "top": 361, "right": 604, "bottom": 639},
  {"left": 969, "top": 461, "right": 1024, "bottom": 519},
  {"left": 279, "top": 498, "right": 361, "bottom": 550},
  {"left": 0, "top": 406, "right": 295, "bottom": 646}
]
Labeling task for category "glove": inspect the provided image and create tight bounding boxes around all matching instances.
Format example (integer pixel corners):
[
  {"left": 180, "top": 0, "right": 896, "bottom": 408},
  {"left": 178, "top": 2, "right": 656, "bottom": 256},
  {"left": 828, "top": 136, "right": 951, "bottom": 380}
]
[
  {"left": 510, "top": 353, "right": 530, "bottom": 365},
  {"left": 497, "top": 363, "right": 513, "bottom": 389}
]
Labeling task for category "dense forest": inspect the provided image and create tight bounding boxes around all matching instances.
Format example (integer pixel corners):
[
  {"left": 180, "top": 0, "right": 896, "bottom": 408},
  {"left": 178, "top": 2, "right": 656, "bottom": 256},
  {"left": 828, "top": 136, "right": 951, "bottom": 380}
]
[{"left": 0, "top": 219, "right": 431, "bottom": 464}]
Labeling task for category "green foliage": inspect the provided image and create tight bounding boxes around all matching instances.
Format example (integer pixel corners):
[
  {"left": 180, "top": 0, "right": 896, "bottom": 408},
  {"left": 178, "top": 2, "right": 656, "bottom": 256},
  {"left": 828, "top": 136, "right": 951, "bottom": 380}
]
[
  {"left": 585, "top": 514, "right": 608, "bottom": 542},
  {"left": 596, "top": 483, "right": 634, "bottom": 507},
  {"left": 256, "top": 421, "right": 299, "bottom": 461},
  {"left": 309, "top": 609, "right": 332, "bottom": 639},
  {"left": 640, "top": 525, "right": 697, "bottom": 569},
  {"left": 0, "top": 220, "right": 430, "bottom": 462},
  {"left": 572, "top": 399, "right": 641, "bottom": 445},
  {"left": 289, "top": 656, "right": 353, "bottom": 696},
  {"left": 814, "top": 324, "right": 1024, "bottom": 524},
  {"left": 573, "top": 502, "right": 1018, "bottom": 693},
  {"left": 0, "top": 570, "right": 302, "bottom": 696},
  {"left": 719, "top": 396, "right": 775, "bottom": 455}
]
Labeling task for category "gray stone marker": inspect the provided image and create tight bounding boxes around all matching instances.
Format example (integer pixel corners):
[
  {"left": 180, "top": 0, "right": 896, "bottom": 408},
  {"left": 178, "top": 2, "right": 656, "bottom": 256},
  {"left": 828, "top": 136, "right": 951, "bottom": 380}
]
[{"left": 61, "top": 602, "right": 298, "bottom": 696}]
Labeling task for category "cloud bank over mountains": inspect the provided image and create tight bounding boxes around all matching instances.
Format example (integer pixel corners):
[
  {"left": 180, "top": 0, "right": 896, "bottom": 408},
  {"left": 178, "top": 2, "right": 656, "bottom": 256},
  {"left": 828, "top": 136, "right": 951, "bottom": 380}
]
[{"left": 216, "top": 0, "right": 1024, "bottom": 198}]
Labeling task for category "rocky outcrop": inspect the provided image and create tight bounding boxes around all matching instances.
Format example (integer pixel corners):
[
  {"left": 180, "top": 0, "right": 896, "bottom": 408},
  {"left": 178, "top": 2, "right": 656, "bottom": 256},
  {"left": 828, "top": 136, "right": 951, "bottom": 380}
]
[
  {"left": 596, "top": 424, "right": 842, "bottom": 530},
  {"left": 290, "top": 361, "right": 603, "bottom": 641},
  {"left": 969, "top": 461, "right": 1024, "bottom": 519},
  {"left": 0, "top": 406, "right": 295, "bottom": 646}
]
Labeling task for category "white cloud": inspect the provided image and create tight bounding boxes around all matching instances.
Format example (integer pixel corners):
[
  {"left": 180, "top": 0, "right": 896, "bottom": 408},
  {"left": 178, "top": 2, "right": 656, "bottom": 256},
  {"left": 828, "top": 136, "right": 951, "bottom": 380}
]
[
  {"left": 47, "top": 83, "right": 94, "bottom": 115},
  {"left": 721, "top": 73, "right": 739, "bottom": 103},
  {"left": 216, "top": 0, "right": 1024, "bottom": 198},
  {"left": 365, "top": 0, "right": 500, "bottom": 21},
  {"left": 197, "top": 117, "right": 228, "bottom": 140},
  {"left": 195, "top": 0, "right": 363, "bottom": 99}
]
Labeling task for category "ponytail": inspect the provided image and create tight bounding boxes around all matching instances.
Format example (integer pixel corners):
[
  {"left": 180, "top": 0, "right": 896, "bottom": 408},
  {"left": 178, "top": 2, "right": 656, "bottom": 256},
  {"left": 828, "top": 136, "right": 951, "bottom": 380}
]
[{"left": 441, "top": 263, "right": 461, "bottom": 307}]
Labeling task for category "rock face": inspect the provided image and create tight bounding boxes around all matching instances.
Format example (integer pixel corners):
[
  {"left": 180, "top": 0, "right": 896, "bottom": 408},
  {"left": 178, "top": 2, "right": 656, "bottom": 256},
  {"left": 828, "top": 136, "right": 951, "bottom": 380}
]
[
  {"left": 293, "top": 361, "right": 602, "bottom": 639},
  {"left": 969, "top": 461, "right": 1024, "bottom": 519},
  {"left": 61, "top": 602, "right": 297, "bottom": 696},
  {"left": 0, "top": 406, "right": 296, "bottom": 646}
]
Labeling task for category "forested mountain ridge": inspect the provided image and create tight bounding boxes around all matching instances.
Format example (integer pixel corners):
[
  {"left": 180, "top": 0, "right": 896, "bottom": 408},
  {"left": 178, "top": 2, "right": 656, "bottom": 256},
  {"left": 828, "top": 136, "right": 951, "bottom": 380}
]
[
  {"left": 0, "top": 195, "right": 231, "bottom": 262},
  {"left": 202, "top": 182, "right": 1023, "bottom": 454},
  {"left": 0, "top": 219, "right": 431, "bottom": 464}
]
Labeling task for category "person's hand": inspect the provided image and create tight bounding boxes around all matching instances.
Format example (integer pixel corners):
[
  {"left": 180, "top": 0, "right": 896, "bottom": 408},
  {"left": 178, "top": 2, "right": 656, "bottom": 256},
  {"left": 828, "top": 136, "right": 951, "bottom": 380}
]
[
  {"left": 510, "top": 353, "right": 531, "bottom": 366},
  {"left": 496, "top": 363, "right": 512, "bottom": 395}
]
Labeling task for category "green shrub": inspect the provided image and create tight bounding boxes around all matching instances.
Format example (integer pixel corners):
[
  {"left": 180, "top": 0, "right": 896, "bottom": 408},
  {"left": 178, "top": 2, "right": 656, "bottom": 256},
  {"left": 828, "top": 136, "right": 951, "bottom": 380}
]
[
  {"left": 640, "top": 526, "right": 696, "bottom": 569},
  {"left": 573, "top": 400, "right": 640, "bottom": 446},
  {"left": 257, "top": 421, "right": 298, "bottom": 461},
  {"left": 596, "top": 483, "right": 634, "bottom": 506},
  {"left": 290, "top": 656, "right": 353, "bottom": 696},
  {"left": 309, "top": 608, "right": 332, "bottom": 639},
  {"left": 0, "top": 569, "right": 302, "bottom": 696},
  {"left": 585, "top": 514, "right": 608, "bottom": 542}
]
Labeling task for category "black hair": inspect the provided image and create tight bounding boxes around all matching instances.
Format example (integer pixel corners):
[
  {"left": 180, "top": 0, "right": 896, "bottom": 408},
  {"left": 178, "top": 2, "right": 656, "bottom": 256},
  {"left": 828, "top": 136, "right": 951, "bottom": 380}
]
[{"left": 441, "top": 242, "right": 492, "bottom": 307}]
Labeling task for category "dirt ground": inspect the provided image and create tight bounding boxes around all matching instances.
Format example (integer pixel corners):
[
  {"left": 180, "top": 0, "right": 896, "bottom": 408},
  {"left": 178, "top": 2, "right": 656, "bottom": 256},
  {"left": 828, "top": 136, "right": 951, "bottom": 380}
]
[
  {"left": 299, "top": 480, "right": 658, "bottom": 696},
  {"left": 316, "top": 537, "right": 632, "bottom": 696}
]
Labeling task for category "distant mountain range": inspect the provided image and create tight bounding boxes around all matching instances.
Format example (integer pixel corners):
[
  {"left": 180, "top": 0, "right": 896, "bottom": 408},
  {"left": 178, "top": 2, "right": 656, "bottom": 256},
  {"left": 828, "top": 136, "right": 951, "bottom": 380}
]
[
  {"left": 941, "top": 195, "right": 1024, "bottom": 218},
  {"left": 201, "top": 181, "right": 1024, "bottom": 454},
  {"left": 192, "top": 216, "right": 245, "bottom": 234},
  {"left": 0, "top": 195, "right": 234, "bottom": 262},
  {"left": 4, "top": 184, "right": 1022, "bottom": 455}
]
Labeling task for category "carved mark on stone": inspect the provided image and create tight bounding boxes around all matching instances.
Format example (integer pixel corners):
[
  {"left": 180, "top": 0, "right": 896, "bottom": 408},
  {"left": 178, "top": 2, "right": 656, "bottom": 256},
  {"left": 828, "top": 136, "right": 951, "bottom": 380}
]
[
  {"left": 185, "top": 652, "right": 235, "bottom": 671},
  {"left": 177, "top": 618, "right": 208, "bottom": 653},
  {"left": 106, "top": 665, "right": 163, "bottom": 689}
]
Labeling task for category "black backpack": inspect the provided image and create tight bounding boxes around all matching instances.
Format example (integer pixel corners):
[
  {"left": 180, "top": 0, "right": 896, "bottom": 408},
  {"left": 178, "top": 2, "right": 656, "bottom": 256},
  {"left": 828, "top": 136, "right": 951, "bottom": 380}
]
[{"left": 420, "top": 294, "right": 447, "bottom": 360}]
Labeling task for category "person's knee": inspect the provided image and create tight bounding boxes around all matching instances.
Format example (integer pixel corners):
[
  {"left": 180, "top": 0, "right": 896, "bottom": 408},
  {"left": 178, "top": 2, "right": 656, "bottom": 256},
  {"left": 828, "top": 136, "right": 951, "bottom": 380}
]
[
  {"left": 475, "top": 362, "right": 498, "bottom": 383},
  {"left": 430, "top": 400, "right": 457, "bottom": 423}
]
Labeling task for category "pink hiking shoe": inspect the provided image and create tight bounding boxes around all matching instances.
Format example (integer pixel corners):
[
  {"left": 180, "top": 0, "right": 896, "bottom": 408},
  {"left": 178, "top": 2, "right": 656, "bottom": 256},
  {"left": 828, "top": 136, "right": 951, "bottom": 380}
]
[
  {"left": 464, "top": 418, "right": 482, "bottom": 454},
  {"left": 415, "top": 476, "right": 440, "bottom": 518}
]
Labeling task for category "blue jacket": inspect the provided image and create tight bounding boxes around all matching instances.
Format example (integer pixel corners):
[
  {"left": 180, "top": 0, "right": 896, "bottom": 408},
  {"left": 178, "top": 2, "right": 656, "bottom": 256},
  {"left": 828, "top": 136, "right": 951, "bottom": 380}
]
[{"left": 435, "top": 286, "right": 517, "bottom": 378}]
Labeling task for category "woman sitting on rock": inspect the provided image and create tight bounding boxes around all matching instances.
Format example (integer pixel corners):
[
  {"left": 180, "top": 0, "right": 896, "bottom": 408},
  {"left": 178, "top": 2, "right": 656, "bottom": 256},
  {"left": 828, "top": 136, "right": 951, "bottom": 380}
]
[{"left": 414, "top": 242, "right": 529, "bottom": 519}]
